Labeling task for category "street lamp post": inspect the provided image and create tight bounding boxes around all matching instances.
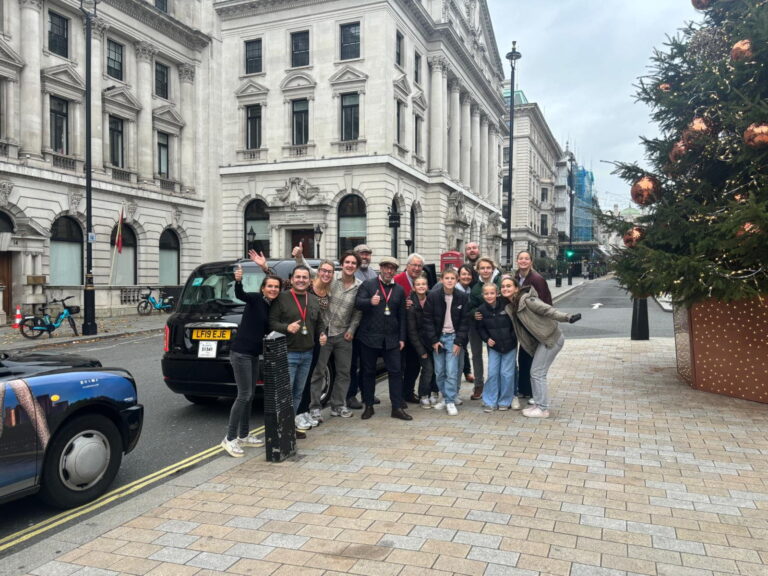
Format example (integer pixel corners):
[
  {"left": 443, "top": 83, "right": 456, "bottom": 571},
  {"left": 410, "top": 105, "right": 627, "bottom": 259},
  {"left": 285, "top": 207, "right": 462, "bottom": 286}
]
[
  {"left": 80, "top": 0, "right": 101, "bottom": 336},
  {"left": 388, "top": 204, "right": 400, "bottom": 259},
  {"left": 567, "top": 154, "right": 576, "bottom": 286},
  {"left": 505, "top": 42, "right": 521, "bottom": 270},
  {"left": 313, "top": 224, "right": 323, "bottom": 258},
  {"left": 247, "top": 226, "right": 256, "bottom": 254}
]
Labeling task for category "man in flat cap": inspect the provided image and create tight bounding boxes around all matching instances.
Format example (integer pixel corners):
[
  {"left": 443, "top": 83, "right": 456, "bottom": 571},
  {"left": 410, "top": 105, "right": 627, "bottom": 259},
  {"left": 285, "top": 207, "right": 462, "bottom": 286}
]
[
  {"left": 353, "top": 244, "right": 378, "bottom": 282},
  {"left": 354, "top": 256, "right": 412, "bottom": 421}
]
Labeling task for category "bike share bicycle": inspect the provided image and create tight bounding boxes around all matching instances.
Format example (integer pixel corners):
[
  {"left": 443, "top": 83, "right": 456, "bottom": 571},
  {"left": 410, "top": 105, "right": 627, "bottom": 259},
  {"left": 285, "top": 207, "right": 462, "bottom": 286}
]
[
  {"left": 137, "top": 287, "right": 175, "bottom": 315},
  {"left": 19, "top": 296, "right": 80, "bottom": 339}
]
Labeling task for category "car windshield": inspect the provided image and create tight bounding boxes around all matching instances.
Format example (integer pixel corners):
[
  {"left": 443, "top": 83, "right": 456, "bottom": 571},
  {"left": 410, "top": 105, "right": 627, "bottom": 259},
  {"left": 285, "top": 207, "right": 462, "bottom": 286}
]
[{"left": 177, "top": 264, "right": 266, "bottom": 312}]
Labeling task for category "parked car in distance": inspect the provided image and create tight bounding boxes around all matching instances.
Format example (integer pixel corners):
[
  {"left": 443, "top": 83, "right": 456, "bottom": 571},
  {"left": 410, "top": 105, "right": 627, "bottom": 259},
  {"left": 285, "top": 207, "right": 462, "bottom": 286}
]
[
  {"left": 162, "top": 259, "right": 338, "bottom": 405},
  {"left": 0, "top": 350, "right": 102, "bottom": 380},
  {"left": 0, "top": 367, "right": 144, "bottom": 508}
]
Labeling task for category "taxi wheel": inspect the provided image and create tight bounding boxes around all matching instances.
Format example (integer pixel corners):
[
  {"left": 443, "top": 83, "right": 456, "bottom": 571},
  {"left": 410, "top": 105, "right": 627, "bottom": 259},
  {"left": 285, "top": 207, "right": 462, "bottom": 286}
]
[{"left": 39, "top": 414, "right": 122, "bottom": 509}]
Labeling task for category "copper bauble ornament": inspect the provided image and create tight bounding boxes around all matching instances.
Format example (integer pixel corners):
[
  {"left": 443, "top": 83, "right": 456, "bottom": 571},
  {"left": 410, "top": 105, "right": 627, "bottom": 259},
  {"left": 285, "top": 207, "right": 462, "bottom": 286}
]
[
  {"left": 730, "top": 39, "right": 753, "bottom": 62},
  {"left": 736, "top": 222, "right": 760, "bottom": 237},
  {"left": 682, "top": 117, "right": 711, "bottom": 146},
  {"left": 630, "top": 176, "right": 661, "bottom": 206},
  {"left": 623, "top": 227, "right": 645, "bottom": 248},
  {"left": 743, "top": 123, "right": 768, "bottom": 149},
  {"left": 669, "top": 140, "right": 687, "bottom": 163},
  {"left": 691, "top": 0, "right": 712, "bottom": 9},
  {"left": 658, "top": 83, "right": 672, "bottom": 92}
]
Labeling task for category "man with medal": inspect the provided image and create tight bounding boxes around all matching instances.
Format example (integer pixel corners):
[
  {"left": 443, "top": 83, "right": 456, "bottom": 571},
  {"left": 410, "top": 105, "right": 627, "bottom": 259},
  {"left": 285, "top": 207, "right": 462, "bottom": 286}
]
[
  {"left": 269, "top": 265, "right": 327, "bottom": 432},
  {"left": 355, "top": 256, "right": 412, "bottom": 421}
]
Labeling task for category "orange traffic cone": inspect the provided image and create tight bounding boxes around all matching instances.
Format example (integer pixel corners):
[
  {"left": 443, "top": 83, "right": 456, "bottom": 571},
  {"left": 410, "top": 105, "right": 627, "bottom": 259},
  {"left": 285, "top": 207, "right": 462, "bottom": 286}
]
[{"left": 11, "top": 305, "right": 22, "bottom": 329}]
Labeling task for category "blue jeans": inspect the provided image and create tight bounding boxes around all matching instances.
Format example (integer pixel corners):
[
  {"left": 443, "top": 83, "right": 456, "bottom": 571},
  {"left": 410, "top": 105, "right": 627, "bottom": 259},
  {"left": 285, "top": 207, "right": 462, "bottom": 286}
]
[
  {"left": 288, "top": 349, "right": 314, "bottom": 412},
  {"left": 432, "top": 333, "right": 461, "bottom": 404},
  {"left": 483, "top": 347, "right": 516, "bottom": 408}
]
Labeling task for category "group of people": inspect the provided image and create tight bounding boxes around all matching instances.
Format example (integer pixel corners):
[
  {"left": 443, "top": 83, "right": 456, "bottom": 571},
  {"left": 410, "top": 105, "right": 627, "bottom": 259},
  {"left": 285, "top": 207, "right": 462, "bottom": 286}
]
[{"left": 220, "top": 241, "right": 580, "bottom": 458}]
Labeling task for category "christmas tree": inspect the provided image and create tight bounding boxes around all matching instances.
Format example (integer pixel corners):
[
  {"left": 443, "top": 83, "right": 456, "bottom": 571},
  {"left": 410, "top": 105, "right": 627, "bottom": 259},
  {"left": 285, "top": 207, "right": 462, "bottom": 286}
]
[{"left": 606, "top": 0, "right": 768, "bottom": 306}]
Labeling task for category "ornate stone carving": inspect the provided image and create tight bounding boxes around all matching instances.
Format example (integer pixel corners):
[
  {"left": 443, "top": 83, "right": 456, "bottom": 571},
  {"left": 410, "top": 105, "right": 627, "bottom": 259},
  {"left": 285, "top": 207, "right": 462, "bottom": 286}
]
[
  {"left": 487, "top": 213, "right": 502, "bottom": 238},
  {"left": 448, "top": 190, "right": 469, "bottom": 226},
  {"left": 89, "top": 16, "right": 110, "bottom": 40},
  {"left": 449, "top": 80, "right": 461, "bottom": 93},
  {"left": 19, "top": 0, "right": 43, "bottom": 11},
  {"left": 179, "top": 63, "right": 195, "bottom": 83},
  {"left": 125, "top": 200, "right": 138, "bottom": 222},
  {"left": 276, "top": 177, "right": 319, "bottom": 211},
  {"left": 172, "top": 207, "right": 182, "bottom": 226},
  {"left": 135, "top": 41, "right": 158, "bottom": 62},
  {"left": 427, "top": 56, "right": 445, "bottom": 72},
  {"left": 0, "top": 180, "right": 13, "bottom": 206},
  {"left": 68, "top": 187, "right": 83, "bottom": 214}
]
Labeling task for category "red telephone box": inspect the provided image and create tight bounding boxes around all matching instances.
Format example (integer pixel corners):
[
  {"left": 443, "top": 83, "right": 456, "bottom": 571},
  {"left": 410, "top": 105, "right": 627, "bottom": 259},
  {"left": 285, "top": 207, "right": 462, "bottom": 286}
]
[{"left": 440, "top": 251, "right": 463, "bottom": 271}]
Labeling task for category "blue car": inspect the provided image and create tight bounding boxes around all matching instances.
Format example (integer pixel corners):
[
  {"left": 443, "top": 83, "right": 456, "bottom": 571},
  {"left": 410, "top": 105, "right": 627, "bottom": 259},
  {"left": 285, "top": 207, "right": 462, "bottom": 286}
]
[{"left": 0, "top": 367, "right": 143, "bottom": 508}]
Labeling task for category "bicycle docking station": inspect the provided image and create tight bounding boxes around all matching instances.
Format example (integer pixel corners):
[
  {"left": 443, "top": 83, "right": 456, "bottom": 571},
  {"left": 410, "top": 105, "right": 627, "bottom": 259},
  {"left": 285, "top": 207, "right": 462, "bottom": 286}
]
[{"left": 262, "top": 331, "right": 296, "bottom": 462}]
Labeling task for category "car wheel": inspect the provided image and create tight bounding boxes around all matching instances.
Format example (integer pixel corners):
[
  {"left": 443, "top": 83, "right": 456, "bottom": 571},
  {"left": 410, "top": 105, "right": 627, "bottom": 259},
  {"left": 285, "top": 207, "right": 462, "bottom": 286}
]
[
  {"left": 137, "top": 301, "right": 152, "bottom": 316},
  {"left": 39, "top": 414, "right": 122, "bottom": 509},
  {"left": 20, "top": 317, "right": 45, "bottom": 339},
  {"left": 318, "top": 358, "right": 337, "bottom": 407},
  {"left": 184, "top": 394, "right": 218, "bottom": 405}
]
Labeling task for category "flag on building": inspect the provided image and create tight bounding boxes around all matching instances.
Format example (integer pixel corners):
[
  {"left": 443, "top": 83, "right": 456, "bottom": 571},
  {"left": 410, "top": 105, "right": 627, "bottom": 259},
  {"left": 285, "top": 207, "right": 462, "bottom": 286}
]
[{"left": 116, "top": 207, "right": 124, "bottom": 254}]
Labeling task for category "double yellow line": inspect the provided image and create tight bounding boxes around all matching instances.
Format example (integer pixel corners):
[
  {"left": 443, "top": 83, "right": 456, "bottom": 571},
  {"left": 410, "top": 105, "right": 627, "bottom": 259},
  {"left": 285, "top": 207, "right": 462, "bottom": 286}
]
[{"left": 0, "top": 426, "right": 265, "bottom": 554}]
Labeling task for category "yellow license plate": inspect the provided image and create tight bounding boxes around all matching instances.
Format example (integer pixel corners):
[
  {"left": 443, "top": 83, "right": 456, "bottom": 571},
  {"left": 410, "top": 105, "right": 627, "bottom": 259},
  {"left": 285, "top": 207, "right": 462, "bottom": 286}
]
[{"left": 191, "top": 329, "right": 231, "bottom": 340}]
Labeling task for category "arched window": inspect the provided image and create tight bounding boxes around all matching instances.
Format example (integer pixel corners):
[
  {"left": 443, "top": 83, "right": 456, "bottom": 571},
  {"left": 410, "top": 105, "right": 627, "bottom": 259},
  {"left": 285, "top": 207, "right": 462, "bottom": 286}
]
[
  {"left": 0, "top": 212, "right": 14, "bottom": 233},
  {"left": 159, "top": 229, "right": 180, "bottom": 285},
  {"left": 50, "top": 216, "right": 83, "bottom": 285},
  {"left": 337, "top": 194, "right": 366, "bottom": 257},
  {"left": 110, "top": 223, "right": 137, "bottom": 285},
  {"left": 410, "top": 205, "right": 416, "bottom": 254},
  {"left": 244, "top": 199, "right": 270, "bottom": 257}
]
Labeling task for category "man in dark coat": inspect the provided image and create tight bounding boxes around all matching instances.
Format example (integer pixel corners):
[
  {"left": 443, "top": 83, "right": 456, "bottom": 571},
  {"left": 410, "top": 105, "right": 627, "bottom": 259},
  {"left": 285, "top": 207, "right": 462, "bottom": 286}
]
[{"left": 355, "top": 256, "right": 412, "bottom": 421}]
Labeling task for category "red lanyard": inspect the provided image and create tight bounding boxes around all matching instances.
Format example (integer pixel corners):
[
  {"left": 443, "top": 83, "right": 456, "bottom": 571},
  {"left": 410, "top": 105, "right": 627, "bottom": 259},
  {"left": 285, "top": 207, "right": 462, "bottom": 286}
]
[
  {"left": 378, "top": 280, "right": 393, "bottom": 307},
  {"left": 290, "top": 290, "right": 308, "bottom": 324}
]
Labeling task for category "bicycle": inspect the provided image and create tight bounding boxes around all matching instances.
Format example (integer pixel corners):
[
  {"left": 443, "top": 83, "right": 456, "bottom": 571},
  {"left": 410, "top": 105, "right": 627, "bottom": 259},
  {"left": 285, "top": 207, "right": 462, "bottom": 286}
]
[
  {"left": 19, "top": 296, "right": 80, "bottom": 339},
  {"left": 137, "top": 287, "right": 175, "bottom": 315}
]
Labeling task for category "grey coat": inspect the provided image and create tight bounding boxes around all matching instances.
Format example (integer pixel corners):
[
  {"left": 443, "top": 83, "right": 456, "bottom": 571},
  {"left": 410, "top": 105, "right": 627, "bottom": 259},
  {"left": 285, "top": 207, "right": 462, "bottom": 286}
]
[{"left": 504, "top": 286, "right": 572, "bottom": 356}]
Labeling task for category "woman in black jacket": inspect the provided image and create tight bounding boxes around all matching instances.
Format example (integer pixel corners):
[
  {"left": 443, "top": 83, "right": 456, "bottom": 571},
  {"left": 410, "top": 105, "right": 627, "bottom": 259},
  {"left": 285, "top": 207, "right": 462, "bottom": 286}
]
[
  {"left": 221, "top": 252, "right": 281, "bottom": 458},
  {"left": 406, "top": 276, "right": 437, "bottom": 408},
  {"left": 475, "top": 282, "right": 519, "bottom": 412}
]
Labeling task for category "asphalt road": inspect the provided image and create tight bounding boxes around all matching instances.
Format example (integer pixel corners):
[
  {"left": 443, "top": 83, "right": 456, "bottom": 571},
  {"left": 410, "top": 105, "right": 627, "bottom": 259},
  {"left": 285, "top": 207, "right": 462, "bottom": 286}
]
[
  {"left": 0, "top": 330, "right": 257, "bottom": 548},
  {"left": 0, "top": 276, "right": 673, "bottom": 551},
  {"left": 557, "top": 277, "right": 674, "bottom": 340}
]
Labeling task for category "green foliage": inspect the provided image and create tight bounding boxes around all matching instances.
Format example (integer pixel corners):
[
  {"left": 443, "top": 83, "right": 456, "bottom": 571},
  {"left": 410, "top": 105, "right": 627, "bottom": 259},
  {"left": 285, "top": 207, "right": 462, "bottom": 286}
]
[{"left": 608, "top": 0, "right": 768, "bottom": 306}]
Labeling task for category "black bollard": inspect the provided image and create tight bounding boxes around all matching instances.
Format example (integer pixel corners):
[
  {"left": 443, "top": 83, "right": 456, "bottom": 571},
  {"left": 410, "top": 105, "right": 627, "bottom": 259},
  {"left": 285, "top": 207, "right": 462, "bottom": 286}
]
[
  {"left": 555, "top": 273, "right": 562, "bottom": 288},
  {"left": 262, "top": 331, "right": 296, "bottom": 462},
  {"left": 630, "top": 297, "right": 650, "bottom": 340}
]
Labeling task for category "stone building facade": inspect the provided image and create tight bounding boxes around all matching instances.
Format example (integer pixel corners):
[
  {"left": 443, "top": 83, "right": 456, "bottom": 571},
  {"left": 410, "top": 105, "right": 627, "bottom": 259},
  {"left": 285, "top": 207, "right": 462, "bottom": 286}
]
[
  {"left": 0, "top": 0, "right": 506, "bottom": 317},
  {"left": 215, "top": 0, "right": 507, "bottom": 268}
]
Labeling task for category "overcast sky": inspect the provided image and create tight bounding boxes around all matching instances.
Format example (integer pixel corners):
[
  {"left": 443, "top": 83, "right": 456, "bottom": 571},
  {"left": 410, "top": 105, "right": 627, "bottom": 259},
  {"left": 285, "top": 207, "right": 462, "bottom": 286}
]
[{"left": 486, "top": 1, "right": 702, "bottom": 209}]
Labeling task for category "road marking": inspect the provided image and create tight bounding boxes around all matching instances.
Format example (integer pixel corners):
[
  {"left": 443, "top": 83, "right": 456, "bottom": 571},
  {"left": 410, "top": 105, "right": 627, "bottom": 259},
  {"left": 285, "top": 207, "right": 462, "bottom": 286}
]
[
  {"left": 0, "top": 426, "right": 265, "bottom": 553},
  {"left": 592, "top": 303, "right": 603, "bottom": 309}
]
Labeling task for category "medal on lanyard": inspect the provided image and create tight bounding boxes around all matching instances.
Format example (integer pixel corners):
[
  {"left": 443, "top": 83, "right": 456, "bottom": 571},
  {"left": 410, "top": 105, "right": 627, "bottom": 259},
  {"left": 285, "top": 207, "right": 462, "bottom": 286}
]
[
  {"left": 290, "top": 290, "right": 309, "bottom": 335},
  {"left": 379, "top": 280, "right": 392, "bottom": 316}
]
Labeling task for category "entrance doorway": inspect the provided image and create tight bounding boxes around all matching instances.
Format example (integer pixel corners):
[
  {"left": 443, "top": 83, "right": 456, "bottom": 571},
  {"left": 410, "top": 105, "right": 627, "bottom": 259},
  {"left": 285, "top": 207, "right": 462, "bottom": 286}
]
[
  {"left": 0, "top": 252, "right": 11, "bottom": 321},
  {"left": 291, "top": 229, "right": 316, "bottom": 259}
]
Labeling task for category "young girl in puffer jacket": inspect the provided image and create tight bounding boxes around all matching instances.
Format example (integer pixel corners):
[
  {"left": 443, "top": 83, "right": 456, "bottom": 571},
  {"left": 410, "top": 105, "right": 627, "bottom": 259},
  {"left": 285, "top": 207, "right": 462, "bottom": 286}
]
[{"left": 475, "top": 282, "right": 519, "bottom": 412}]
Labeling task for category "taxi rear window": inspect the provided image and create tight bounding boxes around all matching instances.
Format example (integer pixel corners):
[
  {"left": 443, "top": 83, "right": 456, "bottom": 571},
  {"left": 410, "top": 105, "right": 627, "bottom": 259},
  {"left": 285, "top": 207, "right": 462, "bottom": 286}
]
[{"left": 178, "top": 266, "right": 265, "bottom": 311}]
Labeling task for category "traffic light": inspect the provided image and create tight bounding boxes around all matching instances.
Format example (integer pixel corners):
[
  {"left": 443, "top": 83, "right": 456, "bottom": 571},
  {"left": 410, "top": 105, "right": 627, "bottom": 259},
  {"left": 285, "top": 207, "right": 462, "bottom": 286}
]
[{"left": 565, "top": 249, "right": 575, "bottom": 259}]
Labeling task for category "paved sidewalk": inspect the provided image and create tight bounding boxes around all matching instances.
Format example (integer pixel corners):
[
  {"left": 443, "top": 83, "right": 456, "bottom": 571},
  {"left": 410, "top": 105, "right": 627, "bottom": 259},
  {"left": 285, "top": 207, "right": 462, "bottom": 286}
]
[{"left": 8, "top": 333, "right": 768, "bottom": 576}]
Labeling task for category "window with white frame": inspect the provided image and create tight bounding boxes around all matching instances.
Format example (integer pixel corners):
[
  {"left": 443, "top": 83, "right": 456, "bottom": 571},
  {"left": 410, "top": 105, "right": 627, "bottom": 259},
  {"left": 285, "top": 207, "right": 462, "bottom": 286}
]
[
  {"left": 414, "top": 51, "right": 421, "bottom": 84},
  {"left": 48, "top": 11, "right": 69, "bottom": 58},
  {"left": 291, "top": 31, "right": 309, "bottom": 68},
  {"left": 157, "top": 131, "right": 169, "bottom": 176},
  {"left": 413, "top": 114, "right": 422, "bottom": 156},
  {"left": 340, "top": 93, "right": 359, "bottom": 141},
  {"left": 395, "top": 31, "right": 403, "bottom": 67},
  {"left": 155, "top": 62, "right": 169, "bottom": 99},
  {"left": 50, "top": 216, "right": 83, "bottom": 285},
  {"left": 109, "top": 115, "right": 124, "bottom": 167},
  {"left": 396, "top": 100, "right": 404, "bottom": 144},
  {"left": 340, "top": 22, "right": 360, "bottom": 60},
  {"left": 246, "top": 104, "right": 261, "bottom": 149},
  {"left": 50, "top": 96, "right": 69, "bottom": 154},
  {"left": 292, "top": 99, "right": 308, "bottom": 145},
  {"left": 245, "top": 39, "right": 262, "bottom": 74},
  {"left": 107, "top": 39, "right": 124, "bottom": 80},
  {"left": 159, "top": 229, "right": 180, "bottom": 285}
]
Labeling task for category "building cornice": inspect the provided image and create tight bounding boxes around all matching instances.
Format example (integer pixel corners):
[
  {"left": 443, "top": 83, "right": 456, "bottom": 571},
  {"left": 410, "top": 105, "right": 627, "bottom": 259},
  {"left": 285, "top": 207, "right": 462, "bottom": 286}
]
[{"left": 105, "top": 0, "right": 210, "bottom": 51}]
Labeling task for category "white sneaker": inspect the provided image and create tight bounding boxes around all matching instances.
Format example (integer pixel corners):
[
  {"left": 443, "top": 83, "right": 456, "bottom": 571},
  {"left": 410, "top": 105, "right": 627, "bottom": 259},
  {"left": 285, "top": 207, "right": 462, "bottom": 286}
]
[
  {"left": 498, "top": 405, "right": 509, "bottom": 411},
  {"left": 303, "top": 412, "right": 319, "bottom": 427},
  {"left": 455, "top": 396, "right": 463, "bottom": 406},
  {"left": 528, "top": 398, "right": 536, "bottom": 405},
  {"left": 420, "top": 396, "right": 432, "bottom": 409},
  {"left": 523, "top": 406, "right": 550, "bottom": 418},
  {"left": 295, "top": 414, "right": 312, "bottom": 430},
  {"left": 429, "top": 393, "right": 440, "bottom": 405},
  {"left": 432, "top": 401, "right": 446, "bottom": 410},
  {"left": 310, "top": 408, "right": 324, "bottom": 423},
  {"left": 483, "top": 405, "right": 496, "bottom": 413},
  {"left": 238, "top": 435, "right": 264, "bottom": 448},
  {"left": 221, "top": 437, "right": 244, "bottom": 457},
  {"left": 330, "top": 406, "right": 353, "bottom": 418},
  {"left": 511, "top": 397, "right": 521, "bottom": 410},
  {"left": 446, "top": 403, "right": 458, "bottom": 416}
]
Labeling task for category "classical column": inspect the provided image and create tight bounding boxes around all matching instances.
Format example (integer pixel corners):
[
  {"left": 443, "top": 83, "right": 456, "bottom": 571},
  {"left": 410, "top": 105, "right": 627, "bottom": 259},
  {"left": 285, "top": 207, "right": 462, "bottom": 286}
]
[
  {"left": 19, "top": 0, "right": 43, "bottom": 158},
  {"left": 479, "top": 114, "right": 489, "bottom": 198},
  {"left": 179, "top": 63, "right": 196, "bottom": 191},
  {"left": 442, "top": 65, "right": 449, "bottom": 171},
  {"left": 41, "top": 92, "right": 51, "bottom": 152},
  {"left": 71, "top": 101, "right": 82, "bottom": 158},
  {"left": 4, "top": 80, "right": 17, "bottom": 144},
  {"left": 135, "top": 42, "right": 157, "bottom": 182},
  {"left": 428, "top": 56, "right": 444, "bottom": 172},
  {"left": 470, "top": 104, "right": 480, "bottom": 194},
  {"left": 448, "top": 81, "right": 461, "bottom": 179},
  {"left": 89, "top": 17, "right": 109, "bottom": 169},
  {"left": 126, "top": 119, "right": 136, "bottom": 171},
  {"left": 460, "top": 94, "right": 471, "bottom": 184},
  {"left": 488, "top": 125, "right": 498, "bottom": 204}
]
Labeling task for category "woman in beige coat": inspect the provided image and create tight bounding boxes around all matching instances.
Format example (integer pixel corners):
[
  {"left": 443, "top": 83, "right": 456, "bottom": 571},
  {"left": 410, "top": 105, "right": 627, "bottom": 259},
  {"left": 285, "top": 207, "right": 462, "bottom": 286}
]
[{"left": 500, "top": 276, "right": 580, "bottom": 418}]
